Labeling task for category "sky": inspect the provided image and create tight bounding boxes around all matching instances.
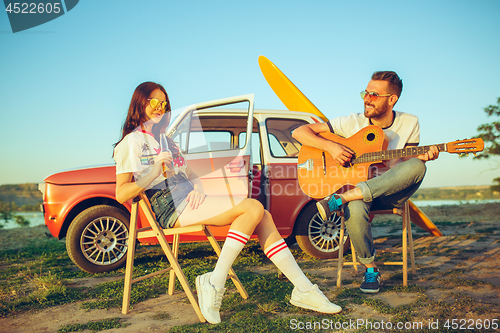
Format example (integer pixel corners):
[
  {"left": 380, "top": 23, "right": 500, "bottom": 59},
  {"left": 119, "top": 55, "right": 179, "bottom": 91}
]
[{"left": 0, "top": 0, "right": 499, "bottom": 189}]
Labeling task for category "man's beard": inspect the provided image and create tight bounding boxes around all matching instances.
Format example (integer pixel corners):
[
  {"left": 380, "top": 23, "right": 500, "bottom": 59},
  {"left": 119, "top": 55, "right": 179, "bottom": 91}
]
[{"left": 364, "top": 101, "right": 389, "bottom": 119}]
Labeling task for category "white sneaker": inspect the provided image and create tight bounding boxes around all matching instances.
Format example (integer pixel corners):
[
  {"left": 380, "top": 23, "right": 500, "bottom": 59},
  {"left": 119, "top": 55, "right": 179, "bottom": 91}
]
[
  {"left": 290, "top": 284, "right": 342, "bottom": 314},
  {"left": 195, "top": 272, "right": 226, "bottom": 324}
]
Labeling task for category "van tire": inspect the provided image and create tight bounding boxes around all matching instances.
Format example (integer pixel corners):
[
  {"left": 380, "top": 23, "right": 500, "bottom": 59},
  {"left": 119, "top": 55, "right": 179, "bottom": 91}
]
[
  {"left": 66, "top": 205, "right": 130, "bottom": 274},
  {"left": 295, "top": 203, "right": 350, "bottom": 259}
]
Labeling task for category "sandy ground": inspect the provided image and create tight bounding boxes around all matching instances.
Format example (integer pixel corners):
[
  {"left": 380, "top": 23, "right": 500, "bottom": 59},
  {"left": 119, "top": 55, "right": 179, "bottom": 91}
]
[{"left": 1, "top": 202, "right": 499, "bottom": 332}]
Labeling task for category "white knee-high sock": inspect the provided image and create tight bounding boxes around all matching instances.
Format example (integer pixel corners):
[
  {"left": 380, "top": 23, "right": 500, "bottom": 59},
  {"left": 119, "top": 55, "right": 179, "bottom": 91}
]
[
  {"left": 210, "top": 229, "right": 249, "bottom": 287},
  {"left": 265, "top": 239, "right": 314, "bottom": 292}
]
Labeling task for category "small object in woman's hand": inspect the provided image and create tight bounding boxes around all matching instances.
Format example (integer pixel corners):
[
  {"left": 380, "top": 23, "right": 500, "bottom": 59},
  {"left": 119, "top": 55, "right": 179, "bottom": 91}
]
[{"left": 160, "top": 133, "right": 175, "bottom": 178}]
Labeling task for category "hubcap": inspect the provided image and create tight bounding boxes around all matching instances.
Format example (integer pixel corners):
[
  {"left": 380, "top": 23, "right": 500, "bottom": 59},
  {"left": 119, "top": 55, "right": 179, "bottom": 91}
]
[
  {"left": 308, "top": 211, "right": 347, "bottom": 253},
  {"left": 80, "top": 216, "right": 129, "bottom": 266}
]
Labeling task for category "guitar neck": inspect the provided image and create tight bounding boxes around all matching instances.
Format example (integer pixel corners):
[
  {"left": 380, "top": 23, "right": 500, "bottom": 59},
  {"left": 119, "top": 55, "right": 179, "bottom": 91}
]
[{"left": 353, "top": 143, "right": 446, "bottom": 164}]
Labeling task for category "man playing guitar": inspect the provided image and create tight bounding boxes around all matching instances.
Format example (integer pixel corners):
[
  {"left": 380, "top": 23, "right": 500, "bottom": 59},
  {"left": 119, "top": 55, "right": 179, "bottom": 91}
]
[{"left": 292, "top": 71, "right": 439, "bottom": 293}]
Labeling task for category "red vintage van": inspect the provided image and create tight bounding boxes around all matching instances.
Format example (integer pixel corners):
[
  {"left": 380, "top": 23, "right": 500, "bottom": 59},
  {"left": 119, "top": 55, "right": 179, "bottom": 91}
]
[{"left": 40, "top": 95, "right": 347, "bottom": 273}]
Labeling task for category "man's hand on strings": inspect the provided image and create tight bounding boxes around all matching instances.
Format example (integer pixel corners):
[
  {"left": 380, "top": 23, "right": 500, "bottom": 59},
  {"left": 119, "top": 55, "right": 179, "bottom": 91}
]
[
  {"left": 327, "top": 142, "right": 355, "bottom": 167},
  {"left": 418, "top": 145, "right": 439, "bottom": 162}
]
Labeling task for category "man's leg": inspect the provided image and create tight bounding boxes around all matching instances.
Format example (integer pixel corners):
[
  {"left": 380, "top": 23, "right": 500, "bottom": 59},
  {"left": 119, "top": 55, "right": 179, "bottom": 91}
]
[
  {"left": 319, "top": 158, "right": 427, "bottom": 217},
  {"left": 343, "top": 200, "right": 374, "bottom": 265},
  {"left": 328, "top": 159, "right": 427, "bottom": 292},
  {"left": 358, "top": 158, "right": 427, "bottom": 208},
  {"left": 342, "top": 200, "right": 382, "bottom": 293}
]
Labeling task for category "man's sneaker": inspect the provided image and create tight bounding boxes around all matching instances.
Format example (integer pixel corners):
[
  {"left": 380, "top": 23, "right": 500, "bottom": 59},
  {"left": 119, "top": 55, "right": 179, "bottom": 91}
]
[
  {"left": 360, "top": 267, "right": 381, "bottom": 293},
  {"left": 290, "top": 284, "right": 342, "bottom": 314},
  {"left": 316, "top": 194, "right": 343, "bottom": 221},
  {"left": 196, "top": 272, "right": 226, "bottom": 324}
]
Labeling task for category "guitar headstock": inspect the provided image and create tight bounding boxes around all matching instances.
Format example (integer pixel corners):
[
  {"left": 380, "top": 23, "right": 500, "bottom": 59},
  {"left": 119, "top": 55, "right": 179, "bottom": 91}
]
[{"left": 446, "top": 138, "right": 484, "bottom": 156}]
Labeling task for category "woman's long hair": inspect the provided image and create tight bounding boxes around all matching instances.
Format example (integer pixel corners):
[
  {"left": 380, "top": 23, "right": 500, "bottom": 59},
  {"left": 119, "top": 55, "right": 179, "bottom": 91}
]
[{"left": 114, "top": 82, "right": 178, "bottom": 155}]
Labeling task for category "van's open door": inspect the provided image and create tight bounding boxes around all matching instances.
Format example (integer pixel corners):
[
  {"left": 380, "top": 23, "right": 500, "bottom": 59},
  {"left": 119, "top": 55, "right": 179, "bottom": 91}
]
[{"left": 167, "top": 94, "right": 255, "bottom": 200}]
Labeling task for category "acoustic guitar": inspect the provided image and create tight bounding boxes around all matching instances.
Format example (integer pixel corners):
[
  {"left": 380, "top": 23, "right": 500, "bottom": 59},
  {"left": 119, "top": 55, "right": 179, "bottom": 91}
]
[{"left": 297, "top": 125, "right": 484, "bottom": 199}]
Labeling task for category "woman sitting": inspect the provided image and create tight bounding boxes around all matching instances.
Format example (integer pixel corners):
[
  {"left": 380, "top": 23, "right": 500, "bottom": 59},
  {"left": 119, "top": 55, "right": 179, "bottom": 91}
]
[{"left": 113, "top": 82, "right": 342, "bottom": 324}]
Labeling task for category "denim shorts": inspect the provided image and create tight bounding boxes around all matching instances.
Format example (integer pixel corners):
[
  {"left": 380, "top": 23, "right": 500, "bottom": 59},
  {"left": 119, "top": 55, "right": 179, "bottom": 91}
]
[{"left": 145, "top": 173, "right": 194, "bottom": 229}]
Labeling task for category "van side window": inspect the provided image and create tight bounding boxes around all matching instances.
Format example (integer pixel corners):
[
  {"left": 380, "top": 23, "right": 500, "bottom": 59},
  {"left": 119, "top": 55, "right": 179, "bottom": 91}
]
[
  {"left": 239, "top": 131, "right": 261, "bottom": 165},
  {"left": 265, "top": 118, "right": 308, "bottom": 158},
  {"left": 188, "top": 131, "right": 232, "bottom": 153},
  {"left": 172, "top": 113, "right": 258, "bottom": 154}
]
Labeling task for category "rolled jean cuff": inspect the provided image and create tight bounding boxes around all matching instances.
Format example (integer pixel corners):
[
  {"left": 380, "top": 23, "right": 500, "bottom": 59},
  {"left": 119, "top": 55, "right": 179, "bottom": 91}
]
[
  {"left": 357, "top": 253, "right": 376, "bottom": 265},
  {"left": 357, "top": 181, "right": 373, "bottom": 203}
]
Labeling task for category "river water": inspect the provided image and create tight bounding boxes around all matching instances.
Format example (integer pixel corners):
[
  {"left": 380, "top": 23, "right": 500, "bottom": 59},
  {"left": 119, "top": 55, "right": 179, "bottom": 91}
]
[
  {"left": 1, "top": 212, "right": 45, "bottom": 229},
  {"left": 410, "top": 199, "right": 500, "bottom": 207}
]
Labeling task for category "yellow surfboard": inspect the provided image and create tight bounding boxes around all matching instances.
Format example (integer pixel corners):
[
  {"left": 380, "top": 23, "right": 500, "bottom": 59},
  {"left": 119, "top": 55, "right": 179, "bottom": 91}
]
[
  {"left": 409, "top": 201, "right": 443, "bottom": 236},
  {"left": 258, "top": 55, "right": 443, "bottom": 237},
  {"left": 258, "top": 55, "right": 329, "bottom": 122}
]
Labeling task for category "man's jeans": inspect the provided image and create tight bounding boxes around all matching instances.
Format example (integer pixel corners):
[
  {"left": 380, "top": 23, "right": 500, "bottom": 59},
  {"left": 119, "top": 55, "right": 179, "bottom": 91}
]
[{"left": 343, "top": 158, "right": 426, "bottom": 264}]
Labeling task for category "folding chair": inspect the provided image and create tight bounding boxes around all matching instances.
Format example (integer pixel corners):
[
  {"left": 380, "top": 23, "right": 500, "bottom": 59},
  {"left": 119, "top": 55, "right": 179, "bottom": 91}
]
[
  {"left": 122, "top": 193, "right": 248, "bottom": 322},
  {"left": 336, "top": 201, "right": 416, "bottom": 287}
]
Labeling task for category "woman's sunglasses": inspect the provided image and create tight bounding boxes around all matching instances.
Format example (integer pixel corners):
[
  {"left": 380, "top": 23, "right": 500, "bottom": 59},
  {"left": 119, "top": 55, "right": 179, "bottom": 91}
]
[
  {"left": 148, "top": 98, "right": 169, "bottom": 111},
  {"left": 360, "top": 90, "right": 392, "bottom": 102}
]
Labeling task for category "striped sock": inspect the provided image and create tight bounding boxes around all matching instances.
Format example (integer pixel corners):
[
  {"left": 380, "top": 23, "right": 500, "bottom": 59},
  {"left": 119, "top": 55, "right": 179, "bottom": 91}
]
[
  {"left": 264, "top": 239, "right": 313, "bottom": 292},
  {"left": 210, "top": 229, "right": 249, "bottom": 287}
]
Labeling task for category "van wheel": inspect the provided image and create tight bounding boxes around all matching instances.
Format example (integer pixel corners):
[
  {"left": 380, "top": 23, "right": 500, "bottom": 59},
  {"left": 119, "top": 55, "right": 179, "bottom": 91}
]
[
  {"left": 66, "top": 205, "right": 130, "bottom": 274},
  {"left": 295, "top": 203, "right": 350, "bottom": 259}
]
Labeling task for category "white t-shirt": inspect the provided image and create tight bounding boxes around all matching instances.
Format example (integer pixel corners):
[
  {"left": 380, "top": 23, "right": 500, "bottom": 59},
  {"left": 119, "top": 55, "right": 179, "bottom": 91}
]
[
  {"left": 113, "top": 129, "right": 188, "bottom": 189},
  {"left": 328, "top": 111, "right": 420, "bottom": 175}
]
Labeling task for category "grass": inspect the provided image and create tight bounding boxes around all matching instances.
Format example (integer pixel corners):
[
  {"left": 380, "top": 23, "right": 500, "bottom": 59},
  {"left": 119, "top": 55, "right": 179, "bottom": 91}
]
[
  {"left": 58, "top": 318, "right": 128, "bottom": 332},
  {"left": 1, "top": 228, "right": 500, "bottom": 332}
]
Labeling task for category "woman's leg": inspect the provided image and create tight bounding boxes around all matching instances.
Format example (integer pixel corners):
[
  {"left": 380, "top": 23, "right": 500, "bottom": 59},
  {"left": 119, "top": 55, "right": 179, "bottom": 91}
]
[
  {"left": 186, "top": 197, "right": 265, "bottom": 324},
  {"left": 182, "top": 197, "right": 312, "bottom": 291},
  {"left": 187, "top": 197, "right": 341, "bottom": 323},
  {"left": 176, "top": 196, "right": 263, "bottom": 234},
  {"left": 177, "top": 197, "right": 264, "bottom": 286},
  {"left": 254, "top": 210, "right": 313, "bottom": 292},
  {"left": 254, "top": 211, "right": 342, "bottom": 314}
]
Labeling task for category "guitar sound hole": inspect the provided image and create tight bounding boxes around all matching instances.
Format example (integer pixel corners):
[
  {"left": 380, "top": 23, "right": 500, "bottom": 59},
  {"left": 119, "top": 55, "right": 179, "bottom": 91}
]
[{"left": 366, "top": 133, "right": 376, "bottom": 142}]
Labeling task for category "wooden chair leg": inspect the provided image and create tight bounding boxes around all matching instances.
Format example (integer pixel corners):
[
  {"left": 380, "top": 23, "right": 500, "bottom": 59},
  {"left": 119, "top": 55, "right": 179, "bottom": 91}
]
[
  {"left": 402, "top": 206, "right": 408, "bottom": 286},
  {"left": 168, "top": 234, "right": 180, "bottom": 295},
  {"left": 122, "top": 194, "right": 249, "bottom": 322},
  {"left": 351, "top": 240, "right": 359, "bottom": 273},
  {"left": 154, "top": 226, "right": 205, "bottom": 322},
  {"left": 343, "top": 201, "right": 417, "bottom": 289},
  {"left": 336, "top": 212, "right": 345, "bottom": 288},
  {"left": 204, "top": 226, "right": 248, "bottom": 299},
  {"left": 139, "top": 199, "right": 205, "bottom": 323},
  {"left": 122, "top": 202, "right": 139, "bottom": 315},
  {"left": 406, "top": 204, "right": 417, "bottom": 276}
]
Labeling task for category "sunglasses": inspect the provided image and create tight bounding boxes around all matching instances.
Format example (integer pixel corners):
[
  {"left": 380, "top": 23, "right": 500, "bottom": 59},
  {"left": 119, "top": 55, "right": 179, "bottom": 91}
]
[
  {"left": 148, "top": 98, "right": 169, "bottom": 111},
  {"left": 360, "top": 90, "right": 392, "bottom": 102}
]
